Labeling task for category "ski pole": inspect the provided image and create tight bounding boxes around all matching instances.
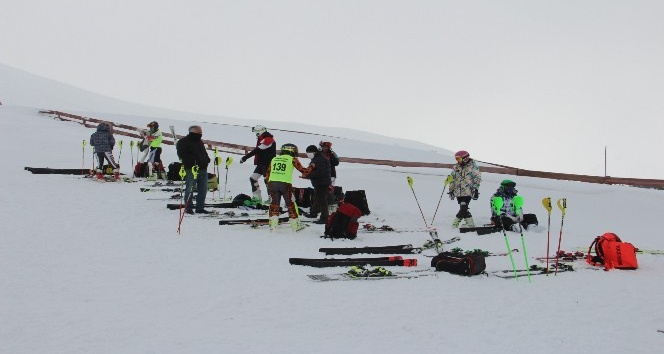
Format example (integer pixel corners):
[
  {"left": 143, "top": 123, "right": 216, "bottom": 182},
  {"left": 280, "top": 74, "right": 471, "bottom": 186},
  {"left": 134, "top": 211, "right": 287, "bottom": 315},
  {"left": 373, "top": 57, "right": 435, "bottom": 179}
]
[
  {"left": 136, "top": 140, "right": 140, "bottom": 163},
  {"left": 554, "top": 198, "right": 567, "bottom": 275},
  {"left": 212, "top": 147, "right": 219, "bottom": 200},
  {"left": 223, "top": 156, "right": 233, "bottom": 201},
  {"left": 406, "top": 176, "right": 440, "bottom": 252},
  {"left": 492, "top": 196, "right": 519, "bottom": 280},
  {"left": 130, "top": 141, "right": 135, "bottom": 171},
  {"left": 178, "top": 165, "right": 199, "bottom": 234},
  {"left": 430, "top": 175, "right": 453, "bottom": 225},
  {"left": 513, "top": 196, "right": 531, "bottom": 282},
  {"left": 82, "top": 140, "right": 86, "bottom": 175},
  {"left": 117, "top": 140, "right": 123, "bottom": 173},
  {"left": 541, "top": 197, "right": 553, "bottom": 275}
]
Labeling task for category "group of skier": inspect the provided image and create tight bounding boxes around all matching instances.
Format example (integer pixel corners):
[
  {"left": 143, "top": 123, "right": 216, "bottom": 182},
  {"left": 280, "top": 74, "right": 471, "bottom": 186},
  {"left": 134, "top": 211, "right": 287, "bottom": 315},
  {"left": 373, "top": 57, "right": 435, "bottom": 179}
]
[{"left": 90, "top": 120, "right": 533, "bottom": 231}]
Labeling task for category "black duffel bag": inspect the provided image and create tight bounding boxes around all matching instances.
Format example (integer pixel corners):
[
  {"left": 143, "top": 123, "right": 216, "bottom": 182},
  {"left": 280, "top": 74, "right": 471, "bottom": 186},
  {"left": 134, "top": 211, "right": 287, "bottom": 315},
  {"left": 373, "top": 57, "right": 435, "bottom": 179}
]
[{"left": 431, "top": 251, "right": 486, "bottom": 276}]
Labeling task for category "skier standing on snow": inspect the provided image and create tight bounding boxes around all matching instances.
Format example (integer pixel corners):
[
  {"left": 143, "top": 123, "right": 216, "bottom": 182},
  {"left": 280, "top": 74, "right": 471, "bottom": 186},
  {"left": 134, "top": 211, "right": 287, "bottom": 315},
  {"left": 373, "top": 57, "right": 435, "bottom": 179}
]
[
  {"left": 239, "top": 125, "right": 276, "bottom": 204},
  {"left": 90, "top": 122, "right": 120, "bottom": 181},
  {"left": 490, "top": 179, "right": 538, "bottom": 231},
  {"left": 265, "top": 143, "right": 312, "bottom": 231},
  {"left": 319, "top": 141, "right": 342, "bottom": 206},
  {"left": 304, "top": 144, "right": 332, "bottom": 224},
  {"left": 448, "top": 150, "right": 481, "bottom": 227},
  {"left": 176, "top": 125, "right": 211, "bottom": 214},
  {"left": 145, "top": 121, "right": 164, "bottom": 180}
]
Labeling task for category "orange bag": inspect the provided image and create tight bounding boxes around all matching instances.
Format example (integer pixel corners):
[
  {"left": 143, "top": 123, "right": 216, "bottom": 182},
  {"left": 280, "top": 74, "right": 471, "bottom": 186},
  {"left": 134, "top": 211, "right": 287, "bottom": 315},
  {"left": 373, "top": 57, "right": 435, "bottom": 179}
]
[{"left": 586, "top": 232, "right": 638, "bottom": 271}]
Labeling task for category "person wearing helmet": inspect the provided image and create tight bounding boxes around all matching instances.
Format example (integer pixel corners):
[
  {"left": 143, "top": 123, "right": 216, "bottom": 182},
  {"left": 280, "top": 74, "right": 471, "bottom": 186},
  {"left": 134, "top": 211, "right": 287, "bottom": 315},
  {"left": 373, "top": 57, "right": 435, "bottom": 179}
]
[
  {"left": 304, "top": 144, "right": 332, "bottom": 224},
  {"left": 448, "top": 150, "right": 482, "bottom": 227},
  {"left": 89, "top": 122, "right": 120, "bottom": 181},
  {"left": 145, "top": 121, "right": 164, "bottom": 180},
  {"left": 490, "top": 180, "right": 538, "bottom": 231},
  {"left": 265, "top": 144, "right": 312, "bottom": 231},
  {"left": 319, "top": 141, "right": 342, "bottom": 206},
  {"left": 240, "top": 125, "right": 276, "bottom": 204}
]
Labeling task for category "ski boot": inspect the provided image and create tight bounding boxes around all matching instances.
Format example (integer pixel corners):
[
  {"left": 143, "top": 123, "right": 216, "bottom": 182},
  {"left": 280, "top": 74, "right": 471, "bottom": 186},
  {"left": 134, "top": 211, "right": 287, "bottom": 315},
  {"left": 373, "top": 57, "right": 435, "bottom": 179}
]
[
  {"left": 463, "top": 217, "right": 475, "bottom": 227},
  {"left": 269, "top": 216, "right": 279, "bottom": 231},
  {"left": 451, "top": 218, "right": 462, "bottom": 227},
  {"left": 347, "top": 266, "right": 368, "bottom": 278},
  {"left": 290, "top": 218, "right": 306, "bottom": 232},
  {"left": 95, "top": 169, "right": 104, "bottom": 180},
  {"left": 368, "top": 267, "right": 392, "bottom": 277}
]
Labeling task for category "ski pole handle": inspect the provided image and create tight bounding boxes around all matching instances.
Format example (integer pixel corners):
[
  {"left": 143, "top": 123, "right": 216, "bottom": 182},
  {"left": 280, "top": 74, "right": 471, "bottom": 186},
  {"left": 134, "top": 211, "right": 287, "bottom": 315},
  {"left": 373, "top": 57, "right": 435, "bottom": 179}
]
[
  {"left": 542, "top": 197, "right": 552, "bottom": 214},
  {"left": 513, "top": 195, "right": 524, "bottom": 215},
  {"left": 407, "top": 176, "right": 414, "bottom": 188},
  {"left": 444, "top": 175, "right": 453, "bottom": 186},
  {"left": 225, "top": 156, "right": 233, "bottom": 169},
  {"left": 178, "top": 165, "right": 187, "bottom": 180},
  {"left": 491, "top": 196, "right": 504, "bottom": 215},
  {"left": 557, "top": 198, "right": 567, "bottom": 217},
  {"left": 82, "top": 140, "right": 86, "bottom": 148},
  {"left": 192, "top": 165, "right": 200, "bottom": 179}
]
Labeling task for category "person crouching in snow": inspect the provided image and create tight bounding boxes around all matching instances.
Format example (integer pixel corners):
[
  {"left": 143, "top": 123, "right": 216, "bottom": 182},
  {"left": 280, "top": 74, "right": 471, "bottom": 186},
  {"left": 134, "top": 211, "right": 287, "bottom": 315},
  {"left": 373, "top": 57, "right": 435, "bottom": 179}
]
[
  {"left": 490, "top": 179, "right": 538, "bottom": 231},
  {"left": 266, "top": 144, "right": 312, "bottom": 231}
]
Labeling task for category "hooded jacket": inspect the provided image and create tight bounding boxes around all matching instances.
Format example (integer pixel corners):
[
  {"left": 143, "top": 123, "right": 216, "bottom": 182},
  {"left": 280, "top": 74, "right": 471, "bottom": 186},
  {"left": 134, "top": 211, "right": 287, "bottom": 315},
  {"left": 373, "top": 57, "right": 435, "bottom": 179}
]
[{"left": 90, "top": 123, "right": 115, "bottom": 153}]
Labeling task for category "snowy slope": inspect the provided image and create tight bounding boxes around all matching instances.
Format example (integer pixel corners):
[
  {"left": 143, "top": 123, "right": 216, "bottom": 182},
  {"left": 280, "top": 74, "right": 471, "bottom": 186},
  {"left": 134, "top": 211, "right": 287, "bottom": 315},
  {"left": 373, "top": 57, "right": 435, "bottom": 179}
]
[{"left": 2, "top": 100, "right": 664, "bottom": 352}]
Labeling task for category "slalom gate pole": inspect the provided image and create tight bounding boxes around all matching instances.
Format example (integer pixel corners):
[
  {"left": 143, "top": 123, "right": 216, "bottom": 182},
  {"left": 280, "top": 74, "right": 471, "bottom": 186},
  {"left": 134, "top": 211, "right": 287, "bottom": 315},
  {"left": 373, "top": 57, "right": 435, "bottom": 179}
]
[
  {"left": 135, "top": 140, "right": 140, "bottom": 164},
  {"left": 492, "top": 196, "right": 519, "bottom": 280},
  {"left": 406, "top": 176, "right": 440, "bottom": 252},
  {"left": 178, "top": 165, "right": 199, "bottom": 234},
  {"left": 554, "top": 198, "right": 567, "bottom": 275},
  {"left": 130, "top": 141, "right": 135, "bottom": 170},
  {"left": 513, "top": 196, "right": 531, "bottom": 282},
  {"left": 430, "top": 175, "right": 453, "bottom": 225},
  {"left": 541, "top": 197, "right": 553, "bottom": 275},
  {"left": 82, "top": 140, "right": 86, "bottom": 175},
  {"left": 223, "top": 156, "right": 233, "bottom": 201},
  {"left": 212, "top": 147, "right": 219, "bottom": 200},
  {"left": 117, "top": 140, "right": 123, "bottom": 174}
]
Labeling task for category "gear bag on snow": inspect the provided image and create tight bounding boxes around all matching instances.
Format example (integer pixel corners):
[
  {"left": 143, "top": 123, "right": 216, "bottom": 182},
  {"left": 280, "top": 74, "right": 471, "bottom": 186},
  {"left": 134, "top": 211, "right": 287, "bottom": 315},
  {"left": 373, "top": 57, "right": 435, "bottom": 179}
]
[
  {"left": 586, "top": 232, "right": 638, "bottom": 271},
  {"left": 324, "top": 202, "right": 363, "bottom": 239},
  {"left": 293, "top": 187, "right": 315, "bottom": 208},
  {"left": 167, "top": 162, "right": 183, "bottom": 181},
  {"left": 232, "top": 193, "right": 252, "bottom": 207},
  {"left": 431, "top": 251, "right": 486, "bottom": 276},
  {"left": 343, "top": 190, "right": 370, "bottom": 216},
  {"left": 133, "top": 162, "right": 149, "bottom": 178}
]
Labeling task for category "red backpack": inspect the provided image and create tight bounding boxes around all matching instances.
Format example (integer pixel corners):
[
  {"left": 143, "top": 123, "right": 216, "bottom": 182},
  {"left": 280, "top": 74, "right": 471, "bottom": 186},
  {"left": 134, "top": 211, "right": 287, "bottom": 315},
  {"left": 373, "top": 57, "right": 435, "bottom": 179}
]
[
  {"left": 324, "top": 202, "right": 362, "bottom": 239},
  {"left": 586, "top": 232, "right": 638, "bottom": 271}
]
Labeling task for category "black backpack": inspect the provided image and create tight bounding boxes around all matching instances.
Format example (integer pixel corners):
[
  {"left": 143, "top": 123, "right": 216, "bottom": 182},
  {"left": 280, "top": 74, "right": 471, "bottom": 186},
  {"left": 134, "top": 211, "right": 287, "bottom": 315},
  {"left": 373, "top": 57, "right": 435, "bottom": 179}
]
[
  {"left": 431, "top": 251, "right": 486, "bottom": 276},
  {"left": 167, "top": 162, "right": 183, "bottom": 181},
  {"left": 293, "top": 187, "right": 315, "bottom": 208},
  {"left": 343, "top": 190, "right": 370, "bottom": 216},
  {"left": 232, "top": 193, "right": 252, "bottom": 207}
]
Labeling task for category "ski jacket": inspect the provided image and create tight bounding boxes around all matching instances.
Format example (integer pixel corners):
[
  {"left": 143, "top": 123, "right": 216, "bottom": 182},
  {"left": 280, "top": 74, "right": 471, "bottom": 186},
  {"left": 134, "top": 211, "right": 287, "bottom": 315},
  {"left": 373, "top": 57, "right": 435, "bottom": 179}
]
[
  {"left": 176, "top": 133, "right": 210, "bottom": 169},
  {"left": 243, "top": 132, "right": 276, "bottom": 166},
  {"left": 490, "top": 188, "right": 520, "bottom": 217},
  {"left": 449, "top": 159, "right": 481, "bottom": 198},
  {"left": 306, "top": 151, "right": 332, "bottom": 187},
  {"left": 321, "top": 150, "right": 340, "bottom": 178},
  {"left": 147, "top": 128, "right": 163, "bottom": 148},
  {"left": 90, "top": 123, "right": 115, "bottom": 153}
]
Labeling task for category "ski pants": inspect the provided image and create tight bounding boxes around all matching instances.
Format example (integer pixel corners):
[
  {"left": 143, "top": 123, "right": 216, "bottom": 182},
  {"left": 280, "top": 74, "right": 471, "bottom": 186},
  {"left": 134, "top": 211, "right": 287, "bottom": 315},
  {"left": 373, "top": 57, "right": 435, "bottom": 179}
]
[
  {"left": 148, "top": 147, "right": 162, "bottom": 164},
  {"left": 455, "top": 196, "right": 473, "bottom": 219},
  {"left": 309, "top": 185, "right": 330, "bottom": 222},
  {"left": 250, "top": 164, "right": 268, "bottom": 193},
  {"left": 96, "top": 152, "right": 118, "bottom": 170},
  {"left": 268, "top": 181, "right": 297, "bottom": 218},
  {"left": 183, "top": 167, "right": 209, "bottom": 212}
]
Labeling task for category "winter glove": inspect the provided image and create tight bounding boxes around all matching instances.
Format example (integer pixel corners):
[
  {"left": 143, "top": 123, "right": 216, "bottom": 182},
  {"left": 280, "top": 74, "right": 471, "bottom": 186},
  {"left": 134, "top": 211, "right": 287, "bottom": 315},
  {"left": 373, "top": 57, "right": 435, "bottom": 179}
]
[
  {"left": 448, "top": 191, "right": 455, "bottom": 200},
  {"left": 472, "top": 189, "right": 479, "bottom": 200},
  {"left": 240, "top": 156, "right": 247, "bottom": 164}
]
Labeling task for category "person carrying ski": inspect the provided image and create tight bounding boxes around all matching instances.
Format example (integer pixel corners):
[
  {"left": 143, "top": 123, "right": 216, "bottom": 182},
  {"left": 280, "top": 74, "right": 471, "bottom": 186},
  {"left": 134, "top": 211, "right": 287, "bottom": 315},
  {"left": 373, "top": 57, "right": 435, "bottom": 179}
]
[
  {"left": 448, "top": 150, "right": 481, "bottom": 227},
  {"left": 265, "top": 143, "right": 312, "bottom": 231},
  {"left": 319, "top": 141, "right": 342, "bottom": 206},
  {"left": 490, "top": 179, "right": 538, "bottom": 231},
  {"left": 239, "top": 125, "right": 276, "bottom": 204},
  {"left": 176, "top": 125, "right": 211, "bottom": 214},
  {"left": 89, "top": 122, "right": 120, "bottom": 181},
  {"left": 304, "top": 144, "right": 332, "bottom": 224},
  {"left": 145, "top": 121, "right": 164, "bottom": 180}
]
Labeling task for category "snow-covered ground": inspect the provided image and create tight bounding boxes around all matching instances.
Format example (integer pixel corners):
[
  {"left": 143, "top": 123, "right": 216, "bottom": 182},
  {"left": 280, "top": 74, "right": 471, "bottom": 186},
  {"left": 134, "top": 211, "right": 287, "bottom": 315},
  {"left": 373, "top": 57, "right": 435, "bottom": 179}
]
[{"left": 1, "top": 84, "right": 664, "bottom": 353}]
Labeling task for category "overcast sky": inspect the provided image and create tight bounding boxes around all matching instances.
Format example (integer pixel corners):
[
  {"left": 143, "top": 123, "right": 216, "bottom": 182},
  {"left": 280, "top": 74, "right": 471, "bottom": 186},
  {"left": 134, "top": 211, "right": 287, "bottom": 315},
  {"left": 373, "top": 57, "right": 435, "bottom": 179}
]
[{"left": 1, "top": 0, "right": 663, "bottom": 179}]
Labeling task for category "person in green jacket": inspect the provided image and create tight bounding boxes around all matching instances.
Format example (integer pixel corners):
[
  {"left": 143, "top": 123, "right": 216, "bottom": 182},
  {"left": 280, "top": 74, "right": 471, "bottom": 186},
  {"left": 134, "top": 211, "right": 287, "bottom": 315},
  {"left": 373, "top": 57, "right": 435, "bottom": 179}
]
[
  {"left": 146, "top": 121, "right": 164, "bottom": 180},
  {"left": 266, "top": 143, "right": 312, "bottom": 231}
]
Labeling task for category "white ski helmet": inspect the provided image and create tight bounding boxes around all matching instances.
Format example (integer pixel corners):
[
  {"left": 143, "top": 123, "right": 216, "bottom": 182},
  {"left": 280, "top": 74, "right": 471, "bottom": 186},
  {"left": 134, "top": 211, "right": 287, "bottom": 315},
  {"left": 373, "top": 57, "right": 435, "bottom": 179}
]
[{"left": 252, "top": 125, "right": 267, "bottom": 136}]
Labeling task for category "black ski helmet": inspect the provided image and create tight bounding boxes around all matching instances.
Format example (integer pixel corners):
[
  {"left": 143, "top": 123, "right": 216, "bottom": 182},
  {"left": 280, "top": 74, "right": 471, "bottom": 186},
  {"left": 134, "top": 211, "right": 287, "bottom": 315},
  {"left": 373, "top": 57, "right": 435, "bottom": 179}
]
[
  {"left": 280, "top": 143, "right": 298, "bottom": 156},
  {"left": 305, "top": 145, "right": 319, "bottom": 153},
  {"left": 148, "top": 121, "right": 159, "bottom": 130}
]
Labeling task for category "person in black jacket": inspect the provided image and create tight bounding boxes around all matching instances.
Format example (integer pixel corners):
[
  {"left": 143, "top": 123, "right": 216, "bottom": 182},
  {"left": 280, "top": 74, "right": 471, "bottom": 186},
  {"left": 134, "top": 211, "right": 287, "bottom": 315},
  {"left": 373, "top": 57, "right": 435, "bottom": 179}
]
[
  {"left": 304, "top": 145, "right": 332, "bottom": 224},
  {"left": 239, "top": 125, "right": 276, "bottom": 203},
  {"left": 319, "top": 141, "right": 342, "bottom": 205},
  {"left": 176, "top": 125, "right": 211, "bottom": 214}
]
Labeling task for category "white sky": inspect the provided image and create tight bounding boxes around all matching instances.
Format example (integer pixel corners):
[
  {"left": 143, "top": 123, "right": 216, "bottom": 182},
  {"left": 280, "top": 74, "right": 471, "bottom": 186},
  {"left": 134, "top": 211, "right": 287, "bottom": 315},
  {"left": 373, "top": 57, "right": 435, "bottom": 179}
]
[{"left": 1, "top": 0, "right": 663, "bottom": 178}]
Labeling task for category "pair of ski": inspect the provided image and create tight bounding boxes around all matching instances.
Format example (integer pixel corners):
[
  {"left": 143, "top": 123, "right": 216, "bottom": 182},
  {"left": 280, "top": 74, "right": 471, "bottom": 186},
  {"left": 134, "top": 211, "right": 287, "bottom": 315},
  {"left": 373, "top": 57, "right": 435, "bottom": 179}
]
[
  {"left": 308, "top": 269, "right": 435, "bottom": 282},
  {"left": 458, "top": 224, "right": 502, "bottom": 235},
  {"left": 140, "top": 187, "right": 181, "bottom": 193},
  {"left": 290, "top": 256, "right": 418, "bottom": 268}
]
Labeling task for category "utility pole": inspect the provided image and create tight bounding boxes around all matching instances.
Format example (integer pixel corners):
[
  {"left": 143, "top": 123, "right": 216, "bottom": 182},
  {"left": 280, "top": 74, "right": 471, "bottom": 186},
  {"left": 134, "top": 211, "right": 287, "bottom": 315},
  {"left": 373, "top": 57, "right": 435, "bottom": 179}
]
[{"left": 604, "top": 146, "right": 607, "bottom": 177}]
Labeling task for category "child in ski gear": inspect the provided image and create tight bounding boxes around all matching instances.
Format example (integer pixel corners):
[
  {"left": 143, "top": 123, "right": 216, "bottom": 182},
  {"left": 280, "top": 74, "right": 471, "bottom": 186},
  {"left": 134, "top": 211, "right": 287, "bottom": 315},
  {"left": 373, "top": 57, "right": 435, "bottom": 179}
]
[
  {"left": 448, "top": 150, "right": 481, "bottom": 227},
  {"left": 176, "top": 125, "right": 211, "bottom": 214},
  {"left": 146, "top": 121, "right": 164, "bottom": 180},
  {"left": 89, "top": 122, "right": 120, "bottom": 181},
  {"left": 265, "top": 143, "right": 312, "bottom": 231},
  {"left": 239, "top": 125, "right": 276, "bottom": 204},
  {"left": 319, "top": 141, "right": 343, "bottom": 206},
  {"left": 304, "top": 144, "right": 332, "bottom": 224},
  {"left": 490, "top": 180, "right": 538, "bottom": 231}
]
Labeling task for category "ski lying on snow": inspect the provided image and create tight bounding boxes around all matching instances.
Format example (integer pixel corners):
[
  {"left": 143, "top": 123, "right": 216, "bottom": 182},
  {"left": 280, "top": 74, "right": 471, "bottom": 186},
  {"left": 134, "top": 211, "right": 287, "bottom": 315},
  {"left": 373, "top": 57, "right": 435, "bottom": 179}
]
[
  {"left": 25, "top": 167, "right": 90, "bottom": 175},
  {"left": 459, "top": 225, "right": 501, "bottom": 235},
  {"left": 219, "top": 216, "right": 288, "bottom": 225},
  {"left": 575, "top": 247, "right": 664, "bottom": 255},
  {"left": 140, "top": 187, "right": 182, "bottom": 193},
  {"left": 319, "top": 244, "right": 421, "bottom": 255},
  {"left": 289, "top": 257, "right": 417, "bottom": 268},
  {"left": 308, "top": 269, "right": 436, "bottom": 282}
]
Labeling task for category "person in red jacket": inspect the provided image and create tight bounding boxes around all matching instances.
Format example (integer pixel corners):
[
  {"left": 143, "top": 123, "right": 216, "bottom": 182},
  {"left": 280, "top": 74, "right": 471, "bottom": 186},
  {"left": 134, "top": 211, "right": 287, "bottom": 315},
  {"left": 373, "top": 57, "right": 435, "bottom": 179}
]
[{"left": 240, "top": 125, "right": 276, "bottom": 204}]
